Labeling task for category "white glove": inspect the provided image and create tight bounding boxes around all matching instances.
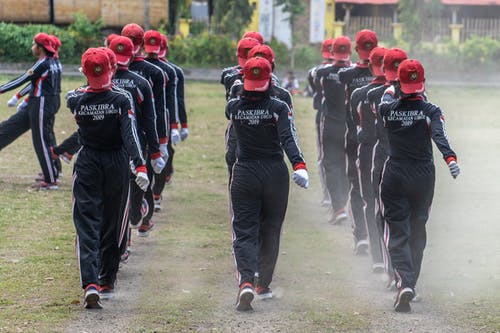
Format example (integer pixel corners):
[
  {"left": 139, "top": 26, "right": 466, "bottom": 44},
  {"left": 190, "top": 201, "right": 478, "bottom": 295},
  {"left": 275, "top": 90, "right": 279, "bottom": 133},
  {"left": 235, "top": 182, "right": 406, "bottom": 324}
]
[
  {"left": 17, "top": 99, "right": 28, "bottom": 112},
  {"left": 171, "top": 128, "right": 180, "bottom": 145},
  {"left": 150, "top": 155, "right": 166, "bottom": 174},
  {"left": 135, "top": 171, "right": 150, "bottom": 192},
  {"left": 159, "top": 142, "right": 169, "bottom": 162},
  {"left": 292, "top": 169, "right": 309, "bottom": 189},
  {"left": 180, "top": 127, "right": 189, "bottom": 141},
  {"left": 7, "top": 94, "right": 19, "bottom": 107},
  {"left": 447, "top": 160, "right": 460, "bottom": 179}
]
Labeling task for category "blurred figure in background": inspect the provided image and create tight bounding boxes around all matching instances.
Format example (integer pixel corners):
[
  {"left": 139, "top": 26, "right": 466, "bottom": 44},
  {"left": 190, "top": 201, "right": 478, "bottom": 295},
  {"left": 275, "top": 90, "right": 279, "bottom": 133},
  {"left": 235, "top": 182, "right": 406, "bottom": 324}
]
[{"left": 282, "top": 70, "right": 299, "bottom": 95}]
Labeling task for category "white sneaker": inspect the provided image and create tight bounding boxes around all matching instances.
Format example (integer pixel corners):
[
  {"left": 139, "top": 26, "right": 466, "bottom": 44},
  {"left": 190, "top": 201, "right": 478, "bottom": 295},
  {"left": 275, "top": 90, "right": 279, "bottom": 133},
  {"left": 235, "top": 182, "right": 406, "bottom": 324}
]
[
  {"left": 394, "top": 287, "right": 413, "bottom": 313},
  {"left": 83, "top": 284, "right": 102, "bottom": 309},
  {"left": 332, "top": 209, "right": 348, "bottom": 225},
  {"left": 255, "top": 286, "right": 273, "bottom": 300},
  {"left": 354, "top": 239, "right": 369, "bottom": 255},
  {"left": 236, "top": 283, "right": 254, "bottom": 311},
  {"left": 153, "top": 195, "right": 162, "bottom": 212},
  {"left": 411, "top": 290, "right": 422, "bottom": 303},
  {"left": 372, "top": 262, "right": 385, "bottom": 273}
]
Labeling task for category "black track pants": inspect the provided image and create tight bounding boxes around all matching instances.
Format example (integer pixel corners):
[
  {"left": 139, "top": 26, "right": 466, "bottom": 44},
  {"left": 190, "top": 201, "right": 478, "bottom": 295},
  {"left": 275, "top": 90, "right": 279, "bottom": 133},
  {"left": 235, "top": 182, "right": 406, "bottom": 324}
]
[
  {"left": 153, "top": 140, "right": 174, "bottom": 197},
  {"left": 29, "top": 96, "right": 58, "bottom": 183},
  {"left": 358, "top": 142, "right": 383, "bottom": 263},
  {"left": 0, "top": 96, "right": 58, "bottom": 183},
  {"left": 137, "top": 155, "right": 155, "bottom": 226},
  {"left": 48, "top": 96, "right": 61, "bottom": 172},
  {"left": 322, "top": 117, "right": 348, "bottom": 212},
  {"left": 380, "top": 160, "right": 435, "bottom": 289},
  {"left": 0, "top": 106, "right": 31, "bottom": 150},
  {"left": 54, "top": 131, "right": 81, "bottom": 155},
  {"left": 346, "top": 131, "right": 366, "bottom": 241},
  {"left": 73, "top": 147, "right": 130, "bottom": 289},
  {"left": 230, "top": 159, "right": 289, "bottom": 287},
  {"left": 372, "top": 144, "right": 392, "bottom": 273},
  {"left": 225, "top": 123, "right": 237, "bottom": 180},
  {"left": 315, "top": 110, "right": 329, "bottom": 201}
]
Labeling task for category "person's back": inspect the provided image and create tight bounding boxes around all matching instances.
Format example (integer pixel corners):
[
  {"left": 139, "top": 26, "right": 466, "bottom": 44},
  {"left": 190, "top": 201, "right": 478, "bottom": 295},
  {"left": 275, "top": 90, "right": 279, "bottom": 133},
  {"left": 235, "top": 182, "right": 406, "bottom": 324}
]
[
  {"left": 227, "top": 94, "right": 302, "bottom": 164},
  {"left": 378, "top": 59, "right": 459, "bottom": 313}
]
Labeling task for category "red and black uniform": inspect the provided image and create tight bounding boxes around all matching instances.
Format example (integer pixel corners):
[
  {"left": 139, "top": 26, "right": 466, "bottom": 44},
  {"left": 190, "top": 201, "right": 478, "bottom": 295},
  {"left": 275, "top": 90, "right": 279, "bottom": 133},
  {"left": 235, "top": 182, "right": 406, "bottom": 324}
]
[
  {"left": 378, "top": 96, "right": 457, "bottom": 291},
  {"left": 366, "top": 83, "right": 393, "bottom": 272},
  {"left": 220, "top": 65, "right": 241, "bottom": 177},
  {"left": 146, "top": 58, "right": 177, "bottom": 200},
  {"left": 167, "top": 61, "right": 187, "bottom": 128},
  {"left": 221, "top": 65, "right": 241, "bottom": 100},
  {"left": 112, "top": 67, "right": 159, "bottom": 239},
  {"left": 308, "top": 63, "right": 331, "bottom": 202},
  {"left": 339, "top": 63, "right": 373, "bottom": 244},
  {"left": 129, "top": 55, "right": 169, "bottom": 146},
  {"left": 0, "top": 56, "right": 61, "bottom": 184},
  {"left": 226, "top": 78, "right": 292, "bottom": 177},
  {"left": 67, "top": 87, "right": 145, "bottom": 290},
  {"left": 350, "top": 76, "right": 386, "bottom": 263},
  {"left": 226, "top": 92, "right": 305, "bottom": 289},
  {"left": 316, "top": 63, "right": 350, "bottom": 216}
]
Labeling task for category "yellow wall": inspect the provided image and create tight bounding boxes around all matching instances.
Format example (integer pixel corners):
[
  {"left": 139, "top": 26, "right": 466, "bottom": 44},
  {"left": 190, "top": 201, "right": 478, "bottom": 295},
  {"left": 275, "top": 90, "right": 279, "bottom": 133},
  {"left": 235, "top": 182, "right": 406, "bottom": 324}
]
[
  {"left": 0, "top": 0, "right": 169, "bottom": 27},
  {"left": 325, "top": 0, "right": 335, "bottom": 38},
  {"left": 246, "top": 0, "right": 260, "bottom": 33}
]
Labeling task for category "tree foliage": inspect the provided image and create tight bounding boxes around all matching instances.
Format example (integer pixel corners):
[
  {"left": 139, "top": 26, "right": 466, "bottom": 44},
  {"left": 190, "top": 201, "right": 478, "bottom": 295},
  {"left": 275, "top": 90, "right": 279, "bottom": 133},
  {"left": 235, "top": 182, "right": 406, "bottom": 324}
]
[
  {"left": 398, "top": 0, "right": 442, "bottom": 46},
  {"left": 274, "top": 0, "right": 305, "bottom": 27},
  {"left": 212, "top": 0, "right": 253, "bottom": 38},
  {"left": 273, "top": 0, "right": 305, "bottom": 68}
]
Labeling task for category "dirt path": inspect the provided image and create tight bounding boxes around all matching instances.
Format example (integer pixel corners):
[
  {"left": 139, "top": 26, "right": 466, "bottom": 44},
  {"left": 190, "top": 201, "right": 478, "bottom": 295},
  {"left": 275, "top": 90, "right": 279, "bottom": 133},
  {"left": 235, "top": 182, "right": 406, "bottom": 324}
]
[
  {"left": 194, "top": 187, "right": 477, "bottom": 333},
  {"left": 63, "top": 86, "right": 498, "bottom": 333},
  {"left": 64, "top": 235, "right": 157, "bottom": 333},
  {"left": 63, "top": 163, "right": 483, "bottom": 333}
]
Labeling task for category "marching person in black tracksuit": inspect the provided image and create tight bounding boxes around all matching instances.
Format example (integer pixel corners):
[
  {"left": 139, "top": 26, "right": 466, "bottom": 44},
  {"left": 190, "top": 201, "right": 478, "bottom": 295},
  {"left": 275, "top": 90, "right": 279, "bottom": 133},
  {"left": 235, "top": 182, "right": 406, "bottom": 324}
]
[
  {"left": 0, "top": 32, "right": 61, "bottom": 189},
  {"left": 222, "top": 37, "right": 262, "bottom": 179},
  {"left": 122, "top": 23, "right": 170, "bottom": 235},
  {"left": 138, "top": 29, "right": 179, "bottom": 232},
  {"left": 109, "top": 36, "right": 165, "bottom": 259},
  {"left": 338, "top": 29, "right": 377, "bottom": 255},
  {"left": 378, "top": 59, "right": 460, "bottom": 312},
  {"left": 152, "top": 33, "right": 189, "bottom": 211},
  {"left": 69, "top": 47, "right": 150, "bottom": 309},
  {"left": 315, "top": 36, "right": 351, "bottom": 225},
  {"left": 7, "top": 35, "right": 64, "bottom": 177},
  {"left": 227, "top": 44, "right": 294, "bottom": 181},
  {"left": 308, "top": 38, "right": 336, "bottom": 206},
  {"left": 227, "top": 57, "right": 309, "bottom": 311},
  {"left": 228, "top": 44, "right": 290, "bottom": 107},
  {"left": 369, "top": 47, "right": 408, "bottom": 283},
  {"left": 122, "top": 23, "right": 170, "bottom": 167},
  {"left": 350, "top": 46, "right": 387, "bottom": 271},
  {"left": 142, "top": 31, "right": 177, "bottom": 213}
]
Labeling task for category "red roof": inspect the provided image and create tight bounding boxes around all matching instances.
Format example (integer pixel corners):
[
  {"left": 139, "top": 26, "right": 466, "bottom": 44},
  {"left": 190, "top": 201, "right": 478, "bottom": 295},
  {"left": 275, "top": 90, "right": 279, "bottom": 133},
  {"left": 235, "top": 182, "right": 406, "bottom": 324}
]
[
  {"left": 337, "top": 0, "right": 500, "bottom": 4},
  {"left": 441, "top": 0, "right": 500, "bottom": 5},
  {"left": 336, "top": 0, "right": 397, "bottom": 3}
]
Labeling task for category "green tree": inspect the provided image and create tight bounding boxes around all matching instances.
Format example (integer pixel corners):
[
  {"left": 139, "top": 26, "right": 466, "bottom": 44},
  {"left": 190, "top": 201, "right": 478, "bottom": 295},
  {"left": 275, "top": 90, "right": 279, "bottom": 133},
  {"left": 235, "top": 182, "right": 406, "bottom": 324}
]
[
  {"left": 213, "top": 0, "right": 253, "bottom": 38},
  {"left": 274, "top": 0, "right": 305, "bottom": 68},
  {"left": 398, "top": 0, "right": 442, "bottom": 48}
]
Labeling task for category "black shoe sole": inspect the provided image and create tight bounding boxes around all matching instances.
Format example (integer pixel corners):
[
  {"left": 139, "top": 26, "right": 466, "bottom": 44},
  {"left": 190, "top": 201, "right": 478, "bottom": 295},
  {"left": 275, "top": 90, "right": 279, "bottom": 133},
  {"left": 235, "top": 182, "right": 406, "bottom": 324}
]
[
  {"left": 395, "top": 291, "right": 413, "bottom": 313},
  {"left": 236, "top": 292, "right": 254, "bottom": 311},
  {"left": 84, "top": 293, "right": 102, "bottom": 309}
]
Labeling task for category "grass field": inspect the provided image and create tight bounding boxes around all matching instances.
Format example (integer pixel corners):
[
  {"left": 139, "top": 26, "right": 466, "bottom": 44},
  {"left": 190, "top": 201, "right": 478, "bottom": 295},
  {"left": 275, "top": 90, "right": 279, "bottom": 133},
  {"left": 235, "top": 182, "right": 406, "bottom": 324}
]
[{"left": 0, "top": 76, "right": 499, "bottom": 332}]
